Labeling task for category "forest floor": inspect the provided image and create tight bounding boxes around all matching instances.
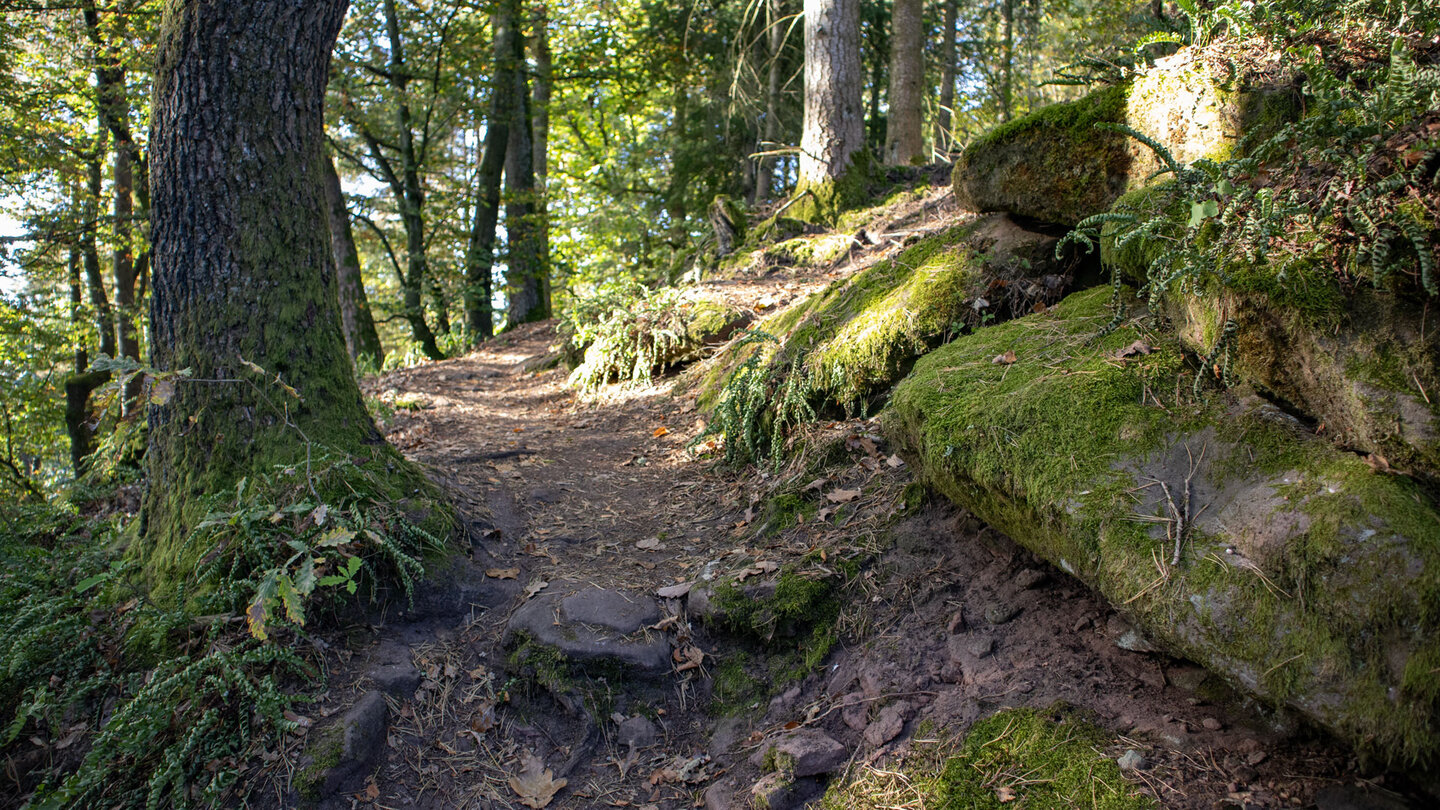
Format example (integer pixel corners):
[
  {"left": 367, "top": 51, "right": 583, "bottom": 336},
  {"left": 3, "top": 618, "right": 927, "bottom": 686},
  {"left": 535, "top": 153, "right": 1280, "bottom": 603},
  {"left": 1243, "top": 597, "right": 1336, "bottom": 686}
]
[{"left": 282, "top": 185, "right": 1399, "bottom": 810}]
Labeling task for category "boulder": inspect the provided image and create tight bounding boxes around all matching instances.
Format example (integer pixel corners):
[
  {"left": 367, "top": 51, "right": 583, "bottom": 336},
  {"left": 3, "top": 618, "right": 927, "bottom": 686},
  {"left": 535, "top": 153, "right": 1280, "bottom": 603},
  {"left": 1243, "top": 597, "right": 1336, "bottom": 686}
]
[
  {"left": 505, "top": 586, "right": 672, "bottom": 674},
  {"left": 295, "top": 690, "right": 389, "bottom": 800},
  {"left": 953, "top": 44, "right": 1295, "bottom": 226},
  {"left": 1103, "top": 181, "right": 1440, "bottom": 479},
  {"left": 748, "top": 728, "right": 848, "bottom": 777},
  {"left": 885, "top": 285, "right": 1440, "bottom": 768}
]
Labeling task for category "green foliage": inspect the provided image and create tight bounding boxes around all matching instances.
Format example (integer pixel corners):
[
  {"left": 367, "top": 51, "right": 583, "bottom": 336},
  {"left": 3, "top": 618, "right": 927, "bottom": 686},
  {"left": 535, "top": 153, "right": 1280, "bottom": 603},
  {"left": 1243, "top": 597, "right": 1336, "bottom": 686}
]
[
  {"left": 700, "top": 330, "right": 816, "bottom": 467},
  {"left": 566, "top": 284, "right": 685, "bottom": 392}
]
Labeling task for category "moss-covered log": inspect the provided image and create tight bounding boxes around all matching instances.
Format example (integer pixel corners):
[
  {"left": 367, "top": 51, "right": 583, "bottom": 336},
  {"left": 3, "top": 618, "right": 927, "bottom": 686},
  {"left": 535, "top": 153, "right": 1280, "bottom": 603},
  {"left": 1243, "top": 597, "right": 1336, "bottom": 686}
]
[
  {"left": 885, "top": 286, "right": 1440, "bottom": 768},
  {"left": 143, "top": 0, "right": 452, "bottom": 598}
]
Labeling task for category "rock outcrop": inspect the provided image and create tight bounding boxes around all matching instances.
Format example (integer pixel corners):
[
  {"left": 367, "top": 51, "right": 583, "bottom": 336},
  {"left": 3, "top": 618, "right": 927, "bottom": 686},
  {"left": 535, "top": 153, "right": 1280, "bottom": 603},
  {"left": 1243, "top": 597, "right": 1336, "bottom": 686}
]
[{"left": 884, "top": 286, "right": 1440, "bottom": 767}]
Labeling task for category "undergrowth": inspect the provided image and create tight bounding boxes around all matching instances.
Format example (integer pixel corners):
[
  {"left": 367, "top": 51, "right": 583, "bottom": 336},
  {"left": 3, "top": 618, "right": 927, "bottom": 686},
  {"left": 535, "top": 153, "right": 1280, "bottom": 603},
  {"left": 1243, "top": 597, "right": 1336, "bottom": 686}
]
[
  {"left": 0, "top": 455, "right": 442, "bottom": 808},
  {"left": 698, "top": 330, "right": 816, "bottom": 467}
]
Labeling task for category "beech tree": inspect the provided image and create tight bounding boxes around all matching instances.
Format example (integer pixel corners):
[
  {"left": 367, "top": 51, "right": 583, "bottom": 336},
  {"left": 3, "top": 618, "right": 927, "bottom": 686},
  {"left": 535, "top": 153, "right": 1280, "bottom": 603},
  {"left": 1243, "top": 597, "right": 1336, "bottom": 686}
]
[
  {"left": 323, "top": 155, "right": 386, "bottom": 366},
  {"left": 884, "top": 0, "right": 924, "bottom": 164},
  {"left": 143, "top": 0, "right": 444, "bottom": 587}
]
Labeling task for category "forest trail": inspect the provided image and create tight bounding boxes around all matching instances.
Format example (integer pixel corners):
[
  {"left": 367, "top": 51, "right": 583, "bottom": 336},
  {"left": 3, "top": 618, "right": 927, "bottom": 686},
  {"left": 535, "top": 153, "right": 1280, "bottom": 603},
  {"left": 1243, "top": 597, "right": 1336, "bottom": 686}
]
[{"left": 298, "top": 200, "right": 1376, "bottom": 810}]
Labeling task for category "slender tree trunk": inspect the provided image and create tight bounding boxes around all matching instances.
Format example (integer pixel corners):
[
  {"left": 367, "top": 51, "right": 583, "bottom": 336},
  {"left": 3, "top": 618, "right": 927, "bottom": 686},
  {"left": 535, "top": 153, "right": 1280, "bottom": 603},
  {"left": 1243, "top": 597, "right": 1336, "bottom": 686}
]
[
  {"left": 1000, "top": 0, "right": 1015, "bottom": 123},
  {"left": 84, "top": 136, "right": 116, "bottom": 359},
  {"left": 323, "top": 156, "right": 385, "bottom": 366},
  {"left": 884, "top": 0, "right": 924, "bottom": 164},
  {"left": 800, "top": 0, "right": 865, "bottom": 185},
  {"left": 934, "top": 0, "right": 959, "bottom": 157},
  {"left": 464, "top": 1, "right": 515, "bottom": 343},
  {"left": 144, "top": 0, "right": 445, "bottom": 584},
  {"left": 503, "top": 0, "right": 548, "bottom": 327},
  {"left": 754, "top": 0, "right": 785, "bottom": 204},
  {"left": 530, "top": 3, "right": 552, "bottom": 289}
]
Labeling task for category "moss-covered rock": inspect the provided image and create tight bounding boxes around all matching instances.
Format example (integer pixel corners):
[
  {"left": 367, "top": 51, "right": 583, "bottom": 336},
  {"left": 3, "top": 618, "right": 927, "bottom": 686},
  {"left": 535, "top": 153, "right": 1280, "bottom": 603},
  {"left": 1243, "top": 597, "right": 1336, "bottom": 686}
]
[
  {"left": 1103, "top": 181, "right": 1439, "bottom": 479},
  {"left": 954, "top": 44, "right": 1296, "bottom": 227},
  {"left": 885, "top": 285, "right": 1440, "bottom": 768},
  {"left": 694, "top": 214, "right": 1067, "bottom": 415}
]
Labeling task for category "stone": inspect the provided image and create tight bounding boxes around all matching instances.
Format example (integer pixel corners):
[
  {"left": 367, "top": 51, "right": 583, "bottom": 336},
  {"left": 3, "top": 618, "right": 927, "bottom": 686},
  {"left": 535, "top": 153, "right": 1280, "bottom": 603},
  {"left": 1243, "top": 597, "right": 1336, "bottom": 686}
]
[
  {"left": 367, "top": 662, "right": 421, "bottom": 699},
  {"left": 1202, "top": 717, "right": 1223, "bottom": 731},
  {"left": 984, "top": 602, "right": 1019, "bottom": 625},
  {"left": 840, "top": 693, "right": 869, "bottom": 732},
  {"left": 967, "top": 636, "right": 996, "bottom": 659},
  {"left": 885, "top": 285, "right": 1440, "bottom": 766},
  {"left": 1166, "top": 665, "right": 1209, "bottom": 692},
  {"left": 1013, "top": 568, "right": 1049, "bottom": 590},
  {"left": 618, "top": 715, "right": 659, "bottom": 749},
  {"left": 748, "top": 773, "right": 823, "bottom": 810},
  {"left": 863, "top": 701, "right": 913, "bottom": 747},
  {"left": 1108, "top": 616, "right": 1159, "bottom": 653},
  {"left": 1116, "top": 750, "right": 1148, "bottom": 772},
  {"left": 505, "top": 586, "right": 672, "bottom": 673},
  {"left": 748, "top": 729, "right": 849, "bottom": 778},
  {"left": 298, "top": 690, "right": 389, "bottom": 799}
]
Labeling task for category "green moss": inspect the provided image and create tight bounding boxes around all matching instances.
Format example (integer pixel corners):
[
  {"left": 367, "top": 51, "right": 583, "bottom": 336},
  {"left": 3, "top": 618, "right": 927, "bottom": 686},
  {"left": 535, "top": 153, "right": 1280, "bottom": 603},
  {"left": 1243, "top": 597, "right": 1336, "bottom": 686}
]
[
  {"left": 711, "top": 652, "right": 763, "bottom": 717},
  {"left": 883, "top": 285, "right": 1440, "bottom": 767},
  {"left": 765, "top": 493, "right": 817, "bottom": 532},
  {"left": 296, "top": 726, "right": 345, "bottom": 801},
  {"left": 772, "top": 234, "right": 854, "bottom": 268},
  {"left": 507, "top": 632, "right": 574, "bottom": 695},
  {"left": 785, "top": 154, "right": 874, "bottom": 227},
  {"left": 935, "top": 708, "right": 1155, "bottom": 810},
  {"left": 970, "top": 84, "right": 1129, "bottom": 156}
]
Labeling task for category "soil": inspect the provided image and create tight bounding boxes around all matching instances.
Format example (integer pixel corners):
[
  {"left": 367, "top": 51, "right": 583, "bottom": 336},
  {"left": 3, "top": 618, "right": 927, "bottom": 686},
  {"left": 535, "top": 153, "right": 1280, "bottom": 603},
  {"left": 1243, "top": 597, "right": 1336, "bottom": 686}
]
[{"left": 271, "top": 184, "right": 1417, "bottom": 810}]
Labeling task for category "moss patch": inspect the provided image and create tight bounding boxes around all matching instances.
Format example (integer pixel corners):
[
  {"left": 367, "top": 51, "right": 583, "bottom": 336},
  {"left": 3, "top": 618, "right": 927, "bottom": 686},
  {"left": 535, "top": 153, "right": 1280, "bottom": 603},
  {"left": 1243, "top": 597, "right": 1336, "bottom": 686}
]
[
  {"left": 818, "top": 707, "right": 1155, "bottom": 810},
  {"left": 884, "top": 285, "right": 1440, "bottom": 767}
]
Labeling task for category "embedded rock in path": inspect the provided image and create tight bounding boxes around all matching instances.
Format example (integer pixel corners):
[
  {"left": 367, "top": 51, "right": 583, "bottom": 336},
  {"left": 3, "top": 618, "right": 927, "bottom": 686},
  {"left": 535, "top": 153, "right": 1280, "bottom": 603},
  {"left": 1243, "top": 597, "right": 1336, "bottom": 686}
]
[
  {"left": 367, "top": 661, "right": 422, "bottom": 699},
  {"left": 748, "top": 772, "right": 824, "bottom": 810},
  {"left": 747, "top": 729, "right": 848, "bottom": 777},
  {"left": 863, "top": 700, "right": 914, "bottom": 747},
  {"left": 296, "top": 690, "right": 389, "bottom": 800},
  {"left": 885, "top": 285, "right": 1440, "bottom": 769},
  {"left": 506, "top": 585, "right": 671, "bottom": 673}
]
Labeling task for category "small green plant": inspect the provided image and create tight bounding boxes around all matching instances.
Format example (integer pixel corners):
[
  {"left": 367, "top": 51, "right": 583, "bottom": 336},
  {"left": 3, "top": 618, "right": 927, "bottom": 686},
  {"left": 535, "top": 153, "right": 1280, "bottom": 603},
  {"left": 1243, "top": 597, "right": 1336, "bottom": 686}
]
[{"left": 698, "top": 330, "right": 818, "bottom": 467}]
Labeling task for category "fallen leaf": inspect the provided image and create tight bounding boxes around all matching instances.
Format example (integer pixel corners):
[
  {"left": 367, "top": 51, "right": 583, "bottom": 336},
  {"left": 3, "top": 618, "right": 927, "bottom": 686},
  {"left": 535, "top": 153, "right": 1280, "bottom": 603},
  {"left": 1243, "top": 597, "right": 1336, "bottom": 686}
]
[
  {"left": 636, "top": 537, "right": 663, "bottom": 551},
  {"left": 656, "top": 582, "right": 693, "bottom": 599},
  {"left": 992, "top": 350, "right": 1017, "bottom": 365},
  {"left": 1116, "top": 340, "right": 1152, "bottom": 359},
  {"left": 826, "top": 488, "right": 861, "bottom": 503},
  {"left": 653, "top": 426, "right": 670, "bottom": 438},
  {"left": 995, "top": 785, "right": 1017, "bottom": 803},
  {"left": 524, "top": 579, "right": 549, "bottom": 599},
  {"left": 803, "top": 477, "right": 828, "bottom": 492},
  {"left": 1031, "top": 301, "right": 1048, "bottom": 314},
  {"left": 470, "top": 702, "right": 497, "bottom": 733},
  {"left": 509, "top": 752, "right": 567, "bottom": 808},
  {"left": 486, "top": 568, "right": 520, "bottom": 580},
  {"left": 362, "top": 780, "right": 380, "bottom": 801},
  {"left": 886, "top": 454, "right": 906, "bottom": 468},
  {"left": 783, "top": 721, "right": 800, "bottom": 730},
  {"left": 673, "top": 645, "right": 705, "bottom": 672}
]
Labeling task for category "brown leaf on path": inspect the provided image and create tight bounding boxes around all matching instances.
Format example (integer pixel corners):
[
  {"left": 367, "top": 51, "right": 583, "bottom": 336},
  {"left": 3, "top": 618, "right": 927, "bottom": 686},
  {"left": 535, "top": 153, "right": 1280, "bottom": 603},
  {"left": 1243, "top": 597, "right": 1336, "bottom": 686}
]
[
  {"left": 636, "top": 537, "right": 663, "bottom": 551},
  {"left": 992, "top": 350, "right": 1017, "bottom": 365},
  {"left": 653, "top": 426, "right": 670, "bottom": 438},
  {"left": 524, "top": 579, "right": 549, "bottom": 599},
  {"left": 486, "top": 568, "right": 520, "bottom": 580},
  {"left": 995, "top": 785, "right": 1017, "bottom": 803},
  {"left": 825, "top": 488, "right": 861, "bottom": 503},
  {"left": 656, "top": 582, "right": 693, "bottom": 599},
  {"left": 1115, "top": 340, "right": 1152, "bottom": 359},
  {"left": 886, "top": 454, "right": 905, "bottom": 468},
  {"left": 509, "top": 752, "right": 567, "bottom": 808},
  {"left": 674, "top": 645, "right": 705, "bottom": 672},
  {"left": 361, "top": 780, "right": 380, "bottom": 801}
]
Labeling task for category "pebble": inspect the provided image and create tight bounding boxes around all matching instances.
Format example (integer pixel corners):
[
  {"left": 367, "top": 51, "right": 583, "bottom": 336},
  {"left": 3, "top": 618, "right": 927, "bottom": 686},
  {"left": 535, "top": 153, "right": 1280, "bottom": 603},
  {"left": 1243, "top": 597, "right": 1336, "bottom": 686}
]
[
  {"left": 1202, "top": 717, "right": 1223, "bottom": 731},
  {"left": 1117, "top": 750, "right": 1148, "bottom": 771},
  {"left": 984, "top": 601, "right": 1019, "bottom": 625}
]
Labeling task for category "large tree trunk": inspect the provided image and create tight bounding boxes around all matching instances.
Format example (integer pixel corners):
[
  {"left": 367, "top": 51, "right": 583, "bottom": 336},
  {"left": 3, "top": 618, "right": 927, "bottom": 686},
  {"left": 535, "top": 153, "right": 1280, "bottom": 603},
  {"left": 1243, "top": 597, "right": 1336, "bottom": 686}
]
[
  {"left": 503, "top": 0, "right": 549, "bottom": 328},
  {"left": 323, "top": 156, "right": 385, "bottom": 366},
  {"left": 800, "top": 0, "right": 863, "bottom": 184},
  {"left": 754, "top": 0, "right": 785, "bottom": 204},
  {"left": 144, "top": 0, "right": 443, "bottom": 589},
  {"left": 883, "top": 0, "right": 924, "bottom": 165},
  {"left": 463, "top": 1, "right": 516, "bottom": 343},
  {"left": 933, "top": 0, "right": 959, "bottom": 158}
]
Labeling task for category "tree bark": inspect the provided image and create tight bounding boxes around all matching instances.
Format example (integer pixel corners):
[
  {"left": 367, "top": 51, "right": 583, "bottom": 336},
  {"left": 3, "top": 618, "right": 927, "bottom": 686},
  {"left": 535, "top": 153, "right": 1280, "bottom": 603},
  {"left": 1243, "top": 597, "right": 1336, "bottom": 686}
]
[
  {"left": 144, "top": 0, "right": 442, "bottom": 585},
  {"left": 463, "top": 1, "right": 515, "bottom": 343},
  {"left": 530, "top": 3, "right": 552, "bottom": 287},
  {"left": 800, "top": 0, "right": 865, "bottom": 185},
  {"left": 1000, "top": 0, "right": 1015, "bottom": 123},
  {"left": 503, "top": 0, "right": 548, "bottom": 328},
  {"left": 934, "top": 0, "right": 959, "bottom": 157},
  {"left": 884, "top": 0, "right": 924, "bottom": 165},
  {"left": 84, "top": 134, "right": 116, "bottom": 359},
  {"left": 323, "top": 155, "right": 385, "bottom": 366}
]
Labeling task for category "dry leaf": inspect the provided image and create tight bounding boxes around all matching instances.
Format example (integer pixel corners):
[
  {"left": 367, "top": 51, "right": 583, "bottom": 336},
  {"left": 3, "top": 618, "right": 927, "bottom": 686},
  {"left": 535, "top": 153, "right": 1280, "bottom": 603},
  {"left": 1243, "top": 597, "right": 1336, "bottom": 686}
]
[
  {"left": 509, "top": 752, "right": 567, "bottom": 808},
  {"left": 636, "top": 537, "right": 663, "bottom": 551},
  {"left": 656, "top": 582, "right": 693, "bottom": 599},
  {"left": 826, "top": 488, "right": 861, "bottom": 503},
  {"left": 470, "top": 702, "right": 497, "bottom": 733},
  {"left": 524, "top": 579, "right": 549, "bottom": 599},
  {"left": 1031, "top": 301, "right": 1048, "bottom": 314},
  {"left": 486, "top": 568, "right": 520, "bottom": 580},
  {"left": 992, "top": 350, "right": 1017, "bottom": 365},
  {"left": 673, "top": 645, "right": 705, "bottom": 672},
  {"left": 886, "top": 454, "right": 905, "bottom": 468},
  {"left": 995, "top": 786, "right": 1017, "bottom": 803},
  {"left": 652, "top": 426, "right": 670, "bottom": 438},
  {"left": 362, "top": 780, "right": 380, "bottom": 801},
  {"left": 1116, "top": 340, "right": 1152, "bottom": 359}
]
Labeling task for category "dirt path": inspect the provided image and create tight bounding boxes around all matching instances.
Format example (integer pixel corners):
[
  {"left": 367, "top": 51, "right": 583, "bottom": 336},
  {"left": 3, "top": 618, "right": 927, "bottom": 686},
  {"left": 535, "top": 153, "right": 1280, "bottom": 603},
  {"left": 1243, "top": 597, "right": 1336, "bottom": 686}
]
[{"left": 283, "top": 196, "right": 1403, "bottom": 810}]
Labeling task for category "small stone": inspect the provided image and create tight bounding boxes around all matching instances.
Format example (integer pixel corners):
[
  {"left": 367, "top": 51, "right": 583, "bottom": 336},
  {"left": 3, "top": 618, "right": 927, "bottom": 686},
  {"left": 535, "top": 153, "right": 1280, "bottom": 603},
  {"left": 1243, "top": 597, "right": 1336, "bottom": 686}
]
[
  {"left": 748, "top": 729, "right": 848, "bottom": 777},
  {"left": 840, "top": 693, "right": 869, "bottom": 732},
  {"left": 1116, "top": 750, "right": 1148, "bottom": 772},
  {"left": 1072, "top": 616, "right": 1092, "bottom": 633},
  {"left": 1202, "top": 717, "right": 1223, "bottom": 731},
  {"left": 1246, "top": 750, "right": 1268, "bottom": 766},
  {"left": 367, "top": 662, "right": 422, "bottom": 699},
  {"left": 1166, "top": 666, "right": 1209, "bottom": 692},
  {"left": 1013, "top": 568, "right": 1049, "bottom": 590},
  {"left": 967, "top": 636, "right": 996, "bottom": 659},
  {"left": 863, "top": 701, "right": 913, "bottom": 747},
  {"left": 618, "top": 715, "right": 659, "bottom": 749},
  {"left": 946, "top": 609, "right": 966, "bottom": 634},
  {"left": 984, "top": 601, "right": 1019, "bottom": 625},
  {"left": 1233, "top": 765, "right": 1258, "bottom": 784}
]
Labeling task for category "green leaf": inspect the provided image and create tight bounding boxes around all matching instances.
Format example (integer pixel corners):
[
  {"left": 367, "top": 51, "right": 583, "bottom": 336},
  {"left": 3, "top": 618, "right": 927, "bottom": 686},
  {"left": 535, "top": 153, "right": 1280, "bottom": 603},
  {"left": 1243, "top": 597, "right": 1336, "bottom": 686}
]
[
  {"left": 73, "top": 572, "right": 109, "bottom": 594},
  {"left": 346, "top": 556, "right": 363, "bottom": 577},
  {"left": 318, "top": 527, "right": 358, "bottom": 548},
  {"left": 1215, "top": 178, "right": 1234, "bottom": 197},
  {"left": 277, "top": 575, "right": 305, "bottom": 625},
  {"left": 1189, "top": 199, "right": 1220, "bottom": 228},
  {"left": 295, "top": 556, "right": 317, "bottom": 595}
]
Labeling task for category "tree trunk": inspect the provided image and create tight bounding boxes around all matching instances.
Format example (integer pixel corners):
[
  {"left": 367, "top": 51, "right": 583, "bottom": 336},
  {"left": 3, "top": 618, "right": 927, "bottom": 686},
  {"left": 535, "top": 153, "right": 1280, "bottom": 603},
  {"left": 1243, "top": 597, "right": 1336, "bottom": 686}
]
[
  {"left": 800, "top": 0, "right": 864, "bottom": 184},
  {"left": 323, "top": 156, "right": 385, "bottom": 366},
  {"left": 934, "top": 0, "right": 959, "bottom": 157},
  {"left": 884, "top": 0, "right": 924, "bottom": 165},
  {"left": 463, "top": 1, "right": 515, "bottom": 343},
  {"left": 503, "top": 0, "right": 548, "bottom": 328},
  {"left": 144, "top": 0, "right": 444, "bottom": 588},
  {"left": 530, "top": 3, "right": 552, "bottom": 288},
  {"left": 84, "top": 135, "right": 116, "bottom": 359},
  {"left": 754, "top": 0, "right": 785, "bottom": 204}
]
